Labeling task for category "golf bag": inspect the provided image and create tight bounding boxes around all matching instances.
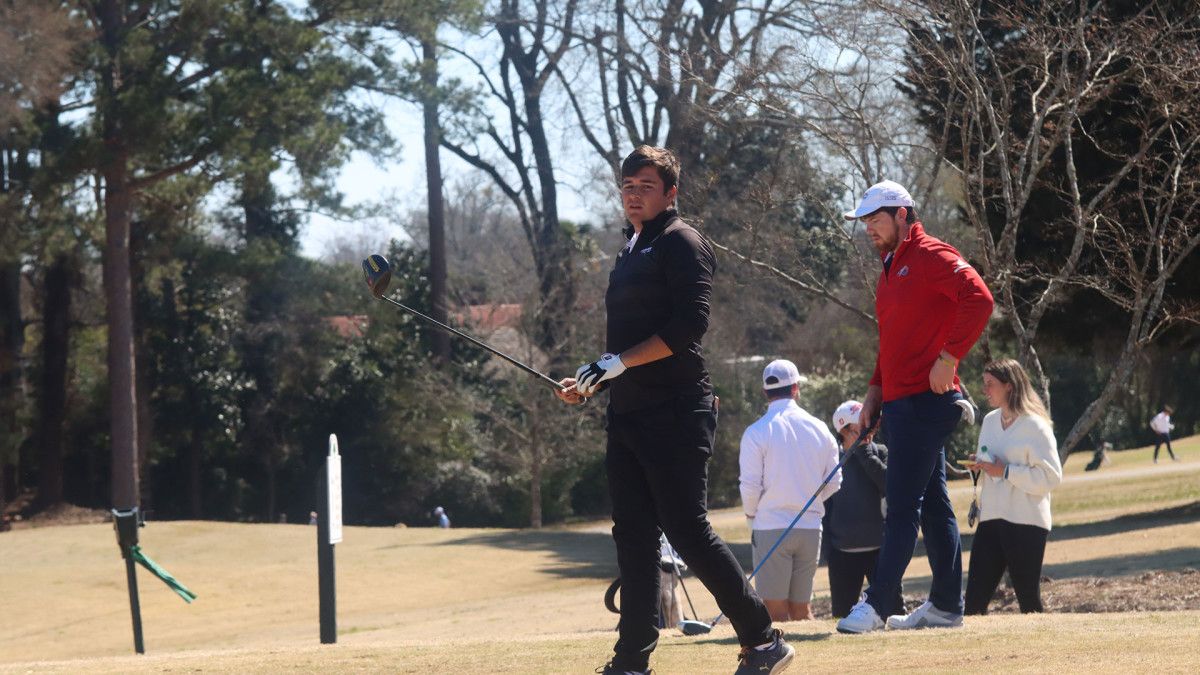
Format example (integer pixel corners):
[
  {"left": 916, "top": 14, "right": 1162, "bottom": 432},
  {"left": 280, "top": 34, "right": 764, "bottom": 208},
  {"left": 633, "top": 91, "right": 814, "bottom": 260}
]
[{"left": 602, "top": 537, "right": 687, "bottom": 629}]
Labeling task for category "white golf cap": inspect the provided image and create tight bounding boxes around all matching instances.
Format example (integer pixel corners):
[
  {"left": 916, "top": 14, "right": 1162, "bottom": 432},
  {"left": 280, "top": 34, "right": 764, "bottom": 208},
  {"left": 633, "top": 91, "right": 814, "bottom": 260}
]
[
  {"left": 843, "top": 180, "right": 915, "bottom": 220},
  {"left": 832, "top": 400, "right": 863, "bottom": 432},
  {"left": 762, "top": 359, "right": 803, "bottom": 388}
]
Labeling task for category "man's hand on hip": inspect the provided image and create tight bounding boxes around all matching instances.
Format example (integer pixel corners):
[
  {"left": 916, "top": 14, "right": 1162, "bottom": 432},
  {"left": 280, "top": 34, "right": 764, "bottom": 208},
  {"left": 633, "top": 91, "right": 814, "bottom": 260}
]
[
  {"left": 861, "top": 385, "right": 883, "bottom": 434},
  {"left": 929, "top": 350, "right": 957, "bottom": 394},
  {"left": 575, "top": 353, "right": 627, "bottom": 395}
]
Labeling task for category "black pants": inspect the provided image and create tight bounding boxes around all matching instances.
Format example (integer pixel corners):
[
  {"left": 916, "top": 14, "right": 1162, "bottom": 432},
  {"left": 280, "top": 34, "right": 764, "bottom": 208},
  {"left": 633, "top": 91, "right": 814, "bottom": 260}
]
[
  {"left": 964, "top": 519, "right": 1049, "bottom": 615},
  {"left": 827, "top": 547, "right": 904, "bottom": 618},
  {"left": 1154, "top": 432, "right": 1176, "bottom": 461},
  {"left": 606, "top": 396, "right": 772, "bottom": 671}
]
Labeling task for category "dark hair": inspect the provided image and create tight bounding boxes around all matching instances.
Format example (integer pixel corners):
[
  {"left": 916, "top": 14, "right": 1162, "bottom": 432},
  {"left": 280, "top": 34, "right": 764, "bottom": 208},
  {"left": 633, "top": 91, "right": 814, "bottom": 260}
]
[
  {"left": 621, "top": 145, "right": 680, "bottom": 193},
  {"left": 876, "top": 205, "right": 918, "bottom": 224},
  {"left": 765, "top": 385, "right": 794, "bottom": 400}
]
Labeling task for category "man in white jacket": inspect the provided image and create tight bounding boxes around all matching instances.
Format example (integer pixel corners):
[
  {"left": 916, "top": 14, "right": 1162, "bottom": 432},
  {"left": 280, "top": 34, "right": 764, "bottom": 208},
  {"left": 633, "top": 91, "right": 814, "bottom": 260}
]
[
  {"left": 740, "top": 359, "right": 842, "bottom": 621},
  {"left": 1150, "top": 405, "right": 1177, "bottom": 463}
]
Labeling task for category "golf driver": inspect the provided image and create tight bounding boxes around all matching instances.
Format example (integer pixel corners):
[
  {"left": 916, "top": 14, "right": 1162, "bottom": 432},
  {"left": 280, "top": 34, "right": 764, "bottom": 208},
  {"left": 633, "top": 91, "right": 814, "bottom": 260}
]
[
  {"left": 667, "top": 548, "right": 710, "bottom": 636},
  {"left": 687, "top": 422, "right": 879, "bottom": 634},
  {"left": 362, "top": 254, "right": 565, "bottom": 392}
]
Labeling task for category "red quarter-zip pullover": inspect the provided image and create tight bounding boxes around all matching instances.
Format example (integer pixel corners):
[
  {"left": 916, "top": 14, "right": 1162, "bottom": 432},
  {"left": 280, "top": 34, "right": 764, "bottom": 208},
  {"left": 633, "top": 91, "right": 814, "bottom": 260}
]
[{"left": 869, "top": 222, "right": 993, "bottom": 402}]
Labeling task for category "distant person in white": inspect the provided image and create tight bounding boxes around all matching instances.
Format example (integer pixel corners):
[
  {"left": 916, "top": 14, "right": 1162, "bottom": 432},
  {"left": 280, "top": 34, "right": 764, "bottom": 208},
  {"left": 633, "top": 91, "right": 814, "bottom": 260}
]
[
  {"left": 433, "top": 506, "right": 451, "bottom": 528},
  {"left": 1150, "top": 405, "right": 1177, "bottom": 463},
  {"left": 740, "top": 359, "right": 841, "bottom": 621},
  {"left": 963, "top": 358, "right": 1063, "bottom": 615}
]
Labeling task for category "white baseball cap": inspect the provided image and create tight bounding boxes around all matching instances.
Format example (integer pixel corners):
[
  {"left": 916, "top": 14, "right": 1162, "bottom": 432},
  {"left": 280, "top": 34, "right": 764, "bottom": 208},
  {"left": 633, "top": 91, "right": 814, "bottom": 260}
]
[
  {"left": 762, "top": 359, "right": 803, "bottom": 388},
  {"left": 843, "top": 180, "right": 915, "bottom": 220},
  {"left": 832, "top": 400, "right": 863, "bottom": 432}
]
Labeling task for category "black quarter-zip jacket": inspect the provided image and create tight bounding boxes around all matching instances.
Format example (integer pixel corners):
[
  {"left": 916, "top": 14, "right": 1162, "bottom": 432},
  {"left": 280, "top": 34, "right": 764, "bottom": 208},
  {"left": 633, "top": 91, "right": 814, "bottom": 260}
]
[{"left": 606, "top": 208, "right": 715, "bottom": 413}]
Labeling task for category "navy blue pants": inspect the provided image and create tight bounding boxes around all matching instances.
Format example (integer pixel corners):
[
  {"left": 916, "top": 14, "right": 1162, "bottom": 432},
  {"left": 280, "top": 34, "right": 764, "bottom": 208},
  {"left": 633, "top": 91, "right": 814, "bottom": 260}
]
[
  {"left": 1153, "top": 432, "right": 1175, "bottom": 461},
  {"left": 865, "top": 390, "right": 964, "bottom": 616}
]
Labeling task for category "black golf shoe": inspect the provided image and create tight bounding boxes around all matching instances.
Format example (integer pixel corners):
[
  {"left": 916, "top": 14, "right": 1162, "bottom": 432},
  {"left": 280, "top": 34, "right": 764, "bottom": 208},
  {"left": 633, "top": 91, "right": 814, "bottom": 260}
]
[
  {"left": 734, "top": 628, "right": 795, "bottom": 674},
  {"left": 595, "top": 663, "right": 652, "bottom": 675}
]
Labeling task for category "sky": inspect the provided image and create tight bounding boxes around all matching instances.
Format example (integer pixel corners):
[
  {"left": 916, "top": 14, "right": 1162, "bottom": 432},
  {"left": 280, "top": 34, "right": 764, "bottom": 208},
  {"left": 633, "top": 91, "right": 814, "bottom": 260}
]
[{"left": 296, "top": 89, "right": 601, "bottom": 261}]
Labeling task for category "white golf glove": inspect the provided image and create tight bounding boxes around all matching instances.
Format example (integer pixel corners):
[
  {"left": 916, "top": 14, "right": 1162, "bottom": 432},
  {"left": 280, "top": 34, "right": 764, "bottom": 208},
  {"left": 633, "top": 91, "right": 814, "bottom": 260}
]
[
  {"left": 955, "top": 398, "right": 978, "bottom": 426},
  {"left": 575, "top": 353, "right": 627, "bottom": 396}
]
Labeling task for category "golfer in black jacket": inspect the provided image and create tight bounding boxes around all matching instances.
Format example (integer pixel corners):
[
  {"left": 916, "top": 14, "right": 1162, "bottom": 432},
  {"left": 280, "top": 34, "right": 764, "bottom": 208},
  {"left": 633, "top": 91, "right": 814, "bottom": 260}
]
[
  {"left": 557, "top": 146, "right": 793, "bottom": 675},
  {"left": 822, "top": 400, "right": 903, "bottom": 618}
]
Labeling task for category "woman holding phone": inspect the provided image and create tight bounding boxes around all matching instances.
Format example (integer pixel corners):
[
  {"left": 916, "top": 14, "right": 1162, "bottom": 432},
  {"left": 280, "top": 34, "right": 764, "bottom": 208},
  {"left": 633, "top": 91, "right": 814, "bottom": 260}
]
[{"left": 963, "top": 358, "right": 1063, "bottom": 614}]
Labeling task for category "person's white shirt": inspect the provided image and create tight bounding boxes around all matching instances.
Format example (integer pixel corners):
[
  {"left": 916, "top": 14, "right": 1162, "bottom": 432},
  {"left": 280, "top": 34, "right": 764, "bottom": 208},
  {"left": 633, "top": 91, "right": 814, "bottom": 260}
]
[
  {"left": 977, "top": 410, "right": 1063, "bottom": 530},
  {"left": 1150, "top": 412, "right": 1174, "bottom": 435},
  {"left": 739, "top": 398, "right": 841, "bottom": 531}
]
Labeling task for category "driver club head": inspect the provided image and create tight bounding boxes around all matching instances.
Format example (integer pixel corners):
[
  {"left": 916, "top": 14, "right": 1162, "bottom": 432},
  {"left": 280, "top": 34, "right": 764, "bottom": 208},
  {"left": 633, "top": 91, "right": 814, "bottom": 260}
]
[
  {"left": 362, "top": 254, "right": 393, "bottom": 298},
  {"left": 679, "top": 619, "right": 713, "bottom": 636}
]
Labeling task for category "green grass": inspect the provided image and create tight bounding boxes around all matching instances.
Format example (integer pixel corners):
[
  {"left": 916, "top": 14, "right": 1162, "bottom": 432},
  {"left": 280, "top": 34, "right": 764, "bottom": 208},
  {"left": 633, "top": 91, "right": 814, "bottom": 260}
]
[
  {"left": 1053, "top": 471, "right": 1200, "bottom": 519},
  {"left": 1, "top": 441, "right": 1198, "bottom": 674},
  {"left": 1062, "top": 434, "right": 1198, "bottom": 474}
]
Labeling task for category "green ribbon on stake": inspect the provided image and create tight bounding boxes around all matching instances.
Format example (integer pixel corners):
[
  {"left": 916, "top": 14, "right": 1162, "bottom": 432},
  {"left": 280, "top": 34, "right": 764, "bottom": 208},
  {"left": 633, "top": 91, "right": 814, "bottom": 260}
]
[{"left": 130, "top": 545, "right": 198, "bottom": 603}]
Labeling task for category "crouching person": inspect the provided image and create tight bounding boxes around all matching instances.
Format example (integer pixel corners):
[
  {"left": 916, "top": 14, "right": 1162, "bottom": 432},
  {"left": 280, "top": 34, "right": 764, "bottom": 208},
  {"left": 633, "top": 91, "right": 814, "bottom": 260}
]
[{"left": 823, "top": 400, "right": 903, "bottom": 618}]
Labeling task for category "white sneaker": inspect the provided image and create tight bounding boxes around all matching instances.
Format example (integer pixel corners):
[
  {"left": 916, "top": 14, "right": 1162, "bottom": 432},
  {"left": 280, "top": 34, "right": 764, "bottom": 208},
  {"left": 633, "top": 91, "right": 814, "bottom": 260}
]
[
  {"left": 836, "top": 598, "right": 884, "bottom": 634},
  {"left": 886, "top": 600, "right": 963, "bottom": 630}
]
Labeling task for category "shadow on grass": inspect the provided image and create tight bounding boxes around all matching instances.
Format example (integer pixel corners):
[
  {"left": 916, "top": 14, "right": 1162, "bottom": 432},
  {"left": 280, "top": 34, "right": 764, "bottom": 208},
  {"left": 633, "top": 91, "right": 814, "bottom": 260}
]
[
  {"left": 440, "top": 528, "right": 765, "bottom": 581},
  {"left": 901, "top": 547, "right": 1200, "bottom": 594},
  {"left": 904, "top": 500, "right": 1200, "bottom": 559},
  {"left": 886, "top": 502, "right": 1200, "bottom": 595},
  {"left": 438, "top": 529, "right": 619, "bottom": 579},
  {"left": 1042, "top": 547, "right": 1200, "bottom": 579},
  {"left": 1045, "top": 500, "right": 1200, "bottom": 543},
  {"left": 432, "top": 502, "right": 1199, "bottom": 585},
  {"left": 686, "top": 630, "right": 833, "bottom": 647}
]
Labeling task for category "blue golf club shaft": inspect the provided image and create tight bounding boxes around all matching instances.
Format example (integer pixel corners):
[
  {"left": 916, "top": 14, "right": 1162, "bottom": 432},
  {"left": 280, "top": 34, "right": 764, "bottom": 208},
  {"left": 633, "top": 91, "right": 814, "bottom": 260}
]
[{"left": 708, "top": 423, "right": 876, "bottom": 628}]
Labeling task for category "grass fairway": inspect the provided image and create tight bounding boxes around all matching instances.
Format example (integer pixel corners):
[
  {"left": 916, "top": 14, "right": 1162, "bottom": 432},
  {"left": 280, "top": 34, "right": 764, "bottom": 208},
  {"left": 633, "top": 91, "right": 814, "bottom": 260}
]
[
  {"left": 5, "top": 612, "right": 1199, "bottom": 674},
  {"left": 1, "top": 437, "right": 1197, "bottom": 673}
]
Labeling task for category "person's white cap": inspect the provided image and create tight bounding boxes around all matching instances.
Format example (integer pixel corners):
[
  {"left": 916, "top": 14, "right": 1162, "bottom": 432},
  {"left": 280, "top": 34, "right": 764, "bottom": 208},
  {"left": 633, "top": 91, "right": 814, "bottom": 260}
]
[
  {"left": 433, "top": 506, "right": 444, "bottom": 515},
  {"left": 762, "top": 359, "right": 803, "bottom": 388},
  {"left": 843, "top": 180, "right": 915, "bottom": 220},
  {"left": 832, "top": 400, "right": 864, "bottom": 432}
]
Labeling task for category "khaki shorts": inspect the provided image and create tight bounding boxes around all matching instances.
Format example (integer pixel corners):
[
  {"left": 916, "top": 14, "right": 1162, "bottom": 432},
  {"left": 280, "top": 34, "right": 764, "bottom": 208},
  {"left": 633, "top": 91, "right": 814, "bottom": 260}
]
[{"left": 751, "top": 528, "right": 822, "bottom": 603}]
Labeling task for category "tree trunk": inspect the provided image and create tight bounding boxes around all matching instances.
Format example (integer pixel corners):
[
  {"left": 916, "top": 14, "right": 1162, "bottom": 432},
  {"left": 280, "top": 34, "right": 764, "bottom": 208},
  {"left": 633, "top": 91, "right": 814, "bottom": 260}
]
[
  {"left": 529, "top": 397, "right": 543, "bottom": 529},
  {"left": 265, "top": 456, "right": 277, "bottom": 524},
  {"left": 163, "top": 275, "right": 204, "bottom": 518},
  {"left": 103, "top": 168, "right": 140, "bottom": 509},
  {"left": 422, "top": 38, "right": 451, "bottom": 363},
  {"left": 0, "top": 259, "right": 24, "bottom": 516},
  {"left": 1060, "top": 346, "right": 1139, "bottom": 461},
  {"left": 520, "top": 89, "right": 575, "bottom": 371},
  {"left": 34, "top": 254, "right": 72, "bottom": 509},
  {"left": 99, "top": 0, "right": 139, "bottom": 509},
  {"left": 132, "top": 227, "right": 154, "bottom": 509},
  {"left": 100, "top": 0, "right": 139, "bottom": 511},
  {"left": 188, "top": 429, "right": 203, "bottom": 518}
]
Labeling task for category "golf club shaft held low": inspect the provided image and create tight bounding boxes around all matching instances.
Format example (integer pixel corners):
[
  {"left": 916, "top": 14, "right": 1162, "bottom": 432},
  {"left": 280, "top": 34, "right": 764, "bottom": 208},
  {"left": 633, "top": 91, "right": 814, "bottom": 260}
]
[{"left": 363, "top": 254, "right": 565, "bottom": 392}]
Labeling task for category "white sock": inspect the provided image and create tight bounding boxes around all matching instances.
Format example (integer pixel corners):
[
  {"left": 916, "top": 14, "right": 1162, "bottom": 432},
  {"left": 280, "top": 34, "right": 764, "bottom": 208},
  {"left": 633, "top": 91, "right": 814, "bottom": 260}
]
[{"left": 754, "top": 638, "right": 777, "bottom": 651}]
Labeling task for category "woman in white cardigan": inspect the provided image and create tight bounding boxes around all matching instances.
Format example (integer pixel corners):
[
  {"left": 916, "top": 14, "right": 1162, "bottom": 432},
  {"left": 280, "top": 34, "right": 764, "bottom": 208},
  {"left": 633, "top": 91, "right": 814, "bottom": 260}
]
[{"left": 964, "top": 358, "right": 1063, "bottom": 614}]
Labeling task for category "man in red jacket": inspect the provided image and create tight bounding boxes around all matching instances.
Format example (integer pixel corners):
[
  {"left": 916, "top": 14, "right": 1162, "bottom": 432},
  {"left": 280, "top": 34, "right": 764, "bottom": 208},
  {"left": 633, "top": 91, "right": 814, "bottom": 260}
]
[{"left": 836, "top": 180, "right": 993, "bottom": 634}]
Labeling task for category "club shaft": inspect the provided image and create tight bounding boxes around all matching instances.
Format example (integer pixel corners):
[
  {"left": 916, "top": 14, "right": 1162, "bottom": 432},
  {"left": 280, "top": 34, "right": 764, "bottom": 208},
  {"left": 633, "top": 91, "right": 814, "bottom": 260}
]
[
  {"left": 710, "top": 425, "right": 875, "bottom": 627},
  {"left": 669, "top": 555, "right": 699, "bottom": 620},
  {"left": 379, "top": 296, "right": 563, "bottom": 391}
]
